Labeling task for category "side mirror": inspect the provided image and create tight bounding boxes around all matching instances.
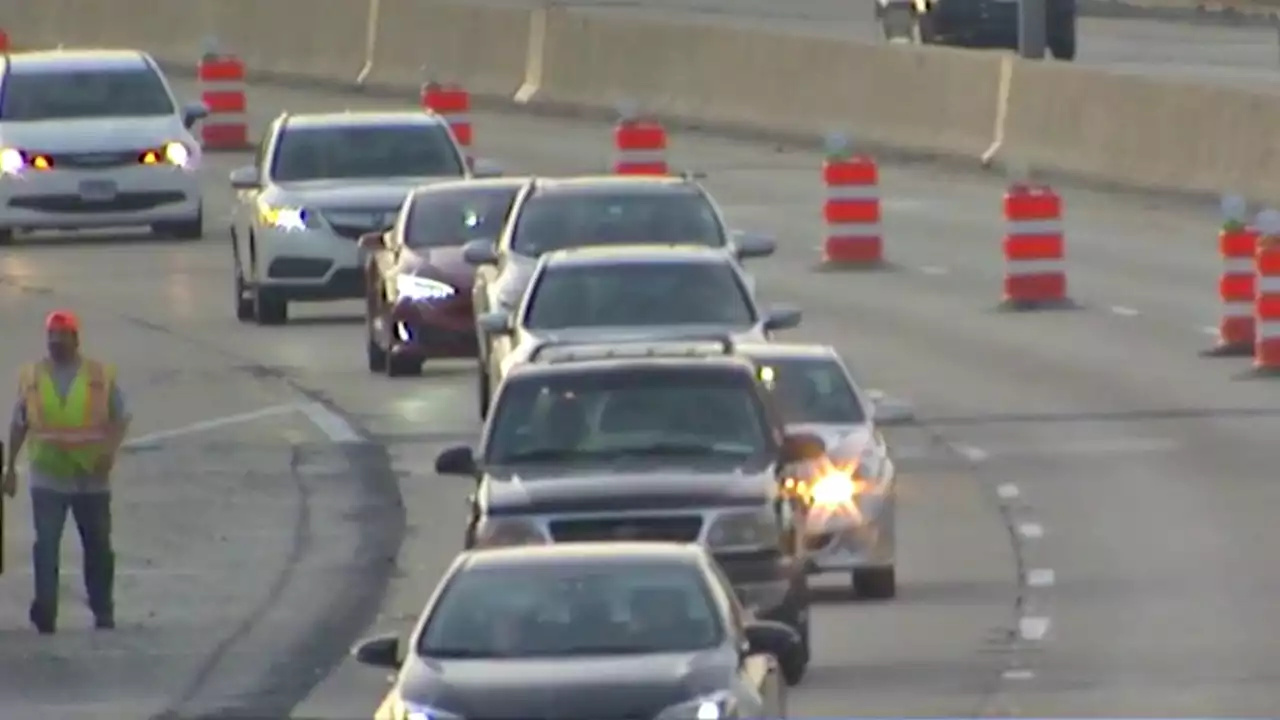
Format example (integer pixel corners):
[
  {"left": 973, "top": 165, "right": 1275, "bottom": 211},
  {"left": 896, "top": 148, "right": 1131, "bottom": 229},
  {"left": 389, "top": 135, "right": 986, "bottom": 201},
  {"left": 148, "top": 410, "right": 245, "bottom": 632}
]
[
  {"left": 867, "top": 389, "right": 915, "bottom": 426},
  {"left": 463, "top": 239, "right": 499, "bottom": 266},
  {"left": 743, "top": 620, "right": 800, "bottom": 658},
  {"left": 352, "top": 633, "right": 401, "bottom": 669},
  {"left": 358, "top": 232, "right": 387, "bottom": 252},
  {"left": 477, "top": 311, "right": 513, "bottom": 335},
  {"left": 181, "top": 102, "right": 209, "bottom": 129},
  {"left": 762, "top": 305, "right": 802, "bottom": 332},
  {"left": 435, "top": 445, "right": 477, "bottom": 476},
  {"left": 471, "top": 158, "right": 504, "bottom": 178},
  {"left": 781, "top": 432, "right": 826, "bottom": 464},
  {"left": 733, "top": 231, "right": 776, "bottom": 259},
  {"left": 229, "top": 166, "right": 260, "bottom": 190}
]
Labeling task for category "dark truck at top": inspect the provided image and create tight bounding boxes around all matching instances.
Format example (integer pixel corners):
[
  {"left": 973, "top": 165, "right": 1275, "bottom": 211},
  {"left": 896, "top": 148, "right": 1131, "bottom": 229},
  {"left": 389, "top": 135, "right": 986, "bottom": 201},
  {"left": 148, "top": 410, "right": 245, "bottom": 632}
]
[
  {"left": 433, "top": 338, "right": 825, "bottom": 686},
  {"left": 877, "top": 0, "right": 1076, "bottom": 61}
]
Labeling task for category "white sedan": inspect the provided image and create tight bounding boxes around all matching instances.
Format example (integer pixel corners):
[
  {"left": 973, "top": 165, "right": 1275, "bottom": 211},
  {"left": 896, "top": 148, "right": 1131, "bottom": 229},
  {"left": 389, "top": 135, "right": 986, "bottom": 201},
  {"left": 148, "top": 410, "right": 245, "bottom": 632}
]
[{"left": 0, "top": 49, "right": 207, "bottom": 243}]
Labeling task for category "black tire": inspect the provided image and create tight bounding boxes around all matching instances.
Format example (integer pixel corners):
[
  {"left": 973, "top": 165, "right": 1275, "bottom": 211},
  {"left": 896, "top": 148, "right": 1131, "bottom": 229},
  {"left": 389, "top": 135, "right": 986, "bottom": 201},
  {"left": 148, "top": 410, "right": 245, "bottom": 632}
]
[
  {"left": 915, "top": 10, "right": 938, "bottom": 44},
  {"left": 234, "top": 273, "right": 253, "bottom": 322},
  {"left": 386, "top": 351, "right": 421, "bottom": 377},
  {"left": 477, "top": 363, "right": 491, "bottom": 420},
  {"left": 253, "top": 288, "right": 288, "bottom": 326},
  {"left": 1049, "top": 22, "right": 1076, "bottom": 61},
  {"left": 0, "top": 228, "right": 13, "bottom": 245},
  {"left": 153, "top": 207, "right": 204, "bottom": 240},
  {"left": 853, "top": 566, "right": 897, "bottom": 599}
]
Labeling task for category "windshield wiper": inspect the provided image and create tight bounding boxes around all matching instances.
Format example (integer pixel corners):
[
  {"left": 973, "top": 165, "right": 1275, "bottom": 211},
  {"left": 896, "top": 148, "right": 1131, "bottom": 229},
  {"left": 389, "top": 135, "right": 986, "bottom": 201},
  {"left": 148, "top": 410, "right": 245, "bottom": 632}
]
[
  {"left": 420, "top": 647, "right": 493, "bottom": 658},
  {"left": 499, "top": 448, "right": 597, "bottom": 463}
]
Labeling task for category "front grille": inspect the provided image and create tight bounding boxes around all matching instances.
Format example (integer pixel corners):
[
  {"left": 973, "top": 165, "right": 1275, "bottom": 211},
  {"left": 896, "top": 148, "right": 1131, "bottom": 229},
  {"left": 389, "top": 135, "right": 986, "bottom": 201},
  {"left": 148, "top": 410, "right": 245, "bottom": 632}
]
[
  {"left": 320, "top": 207, "right": 398, "bottom": 239},
  {"left": 549, "top": 516, "right": 703, "bottom": 543},
  {"left": 52, "top": 150, "right": 141, "bottom": 169},
  {"left": 10, "top": 192, "right": 185, "bottom": 213}
]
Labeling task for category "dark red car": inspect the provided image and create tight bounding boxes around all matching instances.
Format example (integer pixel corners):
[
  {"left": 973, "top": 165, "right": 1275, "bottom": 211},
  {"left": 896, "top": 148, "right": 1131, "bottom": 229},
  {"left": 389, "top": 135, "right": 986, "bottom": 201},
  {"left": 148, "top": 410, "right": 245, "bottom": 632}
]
[{"left": 360, "top": 177, "right": 529, "bottom": 376}]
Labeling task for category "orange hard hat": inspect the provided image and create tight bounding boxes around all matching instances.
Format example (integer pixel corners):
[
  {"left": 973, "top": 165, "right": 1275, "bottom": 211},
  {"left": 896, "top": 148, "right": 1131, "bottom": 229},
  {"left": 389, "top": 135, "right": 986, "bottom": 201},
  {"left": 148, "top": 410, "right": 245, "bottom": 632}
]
[{"left": 45, "top": 310, "right": 80, "bottom": 333}]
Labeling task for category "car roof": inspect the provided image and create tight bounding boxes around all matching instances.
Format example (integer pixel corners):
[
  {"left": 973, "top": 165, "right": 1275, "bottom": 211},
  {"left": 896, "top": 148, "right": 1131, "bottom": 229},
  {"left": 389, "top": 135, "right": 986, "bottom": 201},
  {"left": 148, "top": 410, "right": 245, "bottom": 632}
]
[
  {"left": 541, "top": 244, "right": 728, "bottom": 267},
  {"left": 280, "top": 111, "right": 449, "bottom": 129},
  {"left": 459, "top": 542, "right": 705, "bottom": 570},
  {"left": 735, "top": 342, "right": 841, "bottom": 361},
  {"left": 530, "top": 175, "right": 702, "bottom": 196},
  {"left": 4, "top": 49, "right": 152, "bottom": 73},
  {"left": 507, "top": 353, "right": 757, "bottom": 380},
  {"left": 411, "top": 177, "right": 532, "bottom": 197}
]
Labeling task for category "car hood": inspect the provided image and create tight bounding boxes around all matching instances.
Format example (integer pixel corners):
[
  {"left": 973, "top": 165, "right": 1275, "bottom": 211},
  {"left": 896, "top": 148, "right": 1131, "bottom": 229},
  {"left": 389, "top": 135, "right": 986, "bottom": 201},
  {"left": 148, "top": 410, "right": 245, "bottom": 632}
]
[
  {"left": 403, "top": 650, "right": 732, "bottom": 718},
  {"left": 0, "top": 116, "right": 187, "bottom": 151},
  {"left": 266, "top": 176, "right": 457, "bottom": 209},
  {"left": 485, "top": 464, "right": 774, "bottom": 514},
  {"left": 402, "top": 246, "right": 474, "bottom": 284}
]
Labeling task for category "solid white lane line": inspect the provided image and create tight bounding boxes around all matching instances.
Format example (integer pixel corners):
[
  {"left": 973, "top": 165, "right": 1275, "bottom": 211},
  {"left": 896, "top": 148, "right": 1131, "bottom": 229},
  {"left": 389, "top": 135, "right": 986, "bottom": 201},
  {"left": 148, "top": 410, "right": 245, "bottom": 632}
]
[
  {"left": 124, "top": 404, "right": 300, "bottom": 448},
  {"left": 298, "top": 402, "right": 365, "bottom": 443}
]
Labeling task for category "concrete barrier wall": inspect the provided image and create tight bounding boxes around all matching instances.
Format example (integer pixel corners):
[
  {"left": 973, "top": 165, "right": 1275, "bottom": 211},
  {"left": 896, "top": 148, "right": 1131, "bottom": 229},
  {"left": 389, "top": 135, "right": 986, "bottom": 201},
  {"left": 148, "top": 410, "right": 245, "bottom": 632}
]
[{"left": 0, "top": 0, "right": 1276, "bottom": 198}]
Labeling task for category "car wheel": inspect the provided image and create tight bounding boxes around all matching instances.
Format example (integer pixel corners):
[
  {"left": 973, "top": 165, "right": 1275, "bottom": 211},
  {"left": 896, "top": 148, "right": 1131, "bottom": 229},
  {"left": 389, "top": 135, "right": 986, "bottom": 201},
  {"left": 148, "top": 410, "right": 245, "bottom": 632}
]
[
  {"left": 234, "top": 265, "right": 254, "bottom": 322},
  {"left": 477, "top": 363, "right": 491, "bottom": 420},
  {"left": 253, "top": 288, "right": 288, "bottom": 325},
  {"left": 152, "top": 206, "right": 204, "bottom": 240},
  {"left": 386, "top": 350, "right": 421, "bottom": 377},
  {"left": 0, "top": 228, "right": 13, "bottom": 245},
  {"left": 1049, "top": 24, "right": 1076, "bottom": 61},
  {"left": 853, "top": 566, "right": 896, "bottom": 599}
]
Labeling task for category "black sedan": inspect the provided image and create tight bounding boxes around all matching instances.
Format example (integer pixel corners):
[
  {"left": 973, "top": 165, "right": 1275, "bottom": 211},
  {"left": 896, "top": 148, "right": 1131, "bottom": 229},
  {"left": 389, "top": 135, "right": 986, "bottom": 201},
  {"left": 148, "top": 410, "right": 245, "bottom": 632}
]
[{"left": 354, "top": 543, "right": 797, "bottom": 720}]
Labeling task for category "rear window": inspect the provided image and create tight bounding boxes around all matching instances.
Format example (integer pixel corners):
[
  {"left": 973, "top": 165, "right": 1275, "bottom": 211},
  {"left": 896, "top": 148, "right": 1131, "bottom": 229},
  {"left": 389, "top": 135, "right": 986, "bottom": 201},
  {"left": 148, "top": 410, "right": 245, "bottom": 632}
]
[
  {"left": 0, "top": 67, "right": 174, "bottom": 120},
  {"left": 270, "top": 124, "right": 464, "bottom": 182},
  {"left": 523, "top": 260, "right": 756, "bottom": 330},
  {"left": 405, "top": 185, "right": 519, "bottom": 248},
  {"left": 509, "top": 191, "right": 725, "bottom": 257}
]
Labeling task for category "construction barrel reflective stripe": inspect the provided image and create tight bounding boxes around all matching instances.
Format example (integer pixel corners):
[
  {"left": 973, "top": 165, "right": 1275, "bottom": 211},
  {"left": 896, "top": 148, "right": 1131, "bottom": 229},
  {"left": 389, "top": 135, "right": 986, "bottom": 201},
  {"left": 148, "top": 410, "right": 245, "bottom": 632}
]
[
  {"left": 1002, "top": 183, "right": 1067, "bottom": 306},
  {"left": 1215, "top": 224, "right": 1257, "bottom": 353},
  {"left": 1255, "top": 234, "right": 1280, "bottom": 372},
  {"left": 421, "top": 82, "right": 472, "bottom": 149},
  {"left": 197, "top": 54, "right": 248, "bottom": 150},
  {"left": 613, "top": 119, "right": 667, "bottom": 175},
  {"left": 19, "top": 359, "right": 114, "bottom": 477},
  {"left": 821, "top": 154, "right": 882, "bottom": 265}
]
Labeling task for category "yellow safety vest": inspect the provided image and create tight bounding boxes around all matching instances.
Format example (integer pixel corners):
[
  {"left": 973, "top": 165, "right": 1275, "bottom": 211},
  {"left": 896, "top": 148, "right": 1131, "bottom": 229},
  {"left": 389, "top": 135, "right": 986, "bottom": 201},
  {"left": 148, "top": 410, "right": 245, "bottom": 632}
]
[{"left": 18, "top": 359, "right": 114, "bottom": 477}]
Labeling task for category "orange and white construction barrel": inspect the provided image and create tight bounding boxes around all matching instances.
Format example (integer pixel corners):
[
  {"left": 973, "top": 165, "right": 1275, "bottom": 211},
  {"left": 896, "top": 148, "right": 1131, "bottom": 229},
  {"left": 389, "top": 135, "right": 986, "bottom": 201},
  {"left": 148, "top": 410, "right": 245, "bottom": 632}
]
[
  {"left": 197, "top": 53, "right": 249, "bottom": 151},
  {"left": 1002, "top": 183, "right": 1068, "bottom": 308}
]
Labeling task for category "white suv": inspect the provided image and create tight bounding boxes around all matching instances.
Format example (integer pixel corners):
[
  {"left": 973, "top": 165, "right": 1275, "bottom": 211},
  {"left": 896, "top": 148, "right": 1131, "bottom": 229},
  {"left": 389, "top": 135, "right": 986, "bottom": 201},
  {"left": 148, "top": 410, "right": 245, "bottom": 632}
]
[
  {"left": 0, "top": 49, "right": 207, "bottom": 244},
  {"left": 229, "top": 111, "right": 500, "bottom": 325}
]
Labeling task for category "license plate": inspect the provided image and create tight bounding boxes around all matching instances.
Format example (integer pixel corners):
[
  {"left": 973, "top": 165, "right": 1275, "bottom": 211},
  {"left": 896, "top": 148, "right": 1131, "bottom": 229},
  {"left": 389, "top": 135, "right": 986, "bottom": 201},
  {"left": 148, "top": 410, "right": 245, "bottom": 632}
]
[{"left": 78, "top": 180, "right": 118, "bottom": 202}]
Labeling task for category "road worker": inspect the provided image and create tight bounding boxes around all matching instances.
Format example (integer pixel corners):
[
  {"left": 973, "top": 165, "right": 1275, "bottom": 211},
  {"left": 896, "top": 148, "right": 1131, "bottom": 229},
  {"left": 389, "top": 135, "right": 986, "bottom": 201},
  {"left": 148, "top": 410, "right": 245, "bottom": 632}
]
[{"left": 2, "top": 310, "right": 131, "bottom": 634}]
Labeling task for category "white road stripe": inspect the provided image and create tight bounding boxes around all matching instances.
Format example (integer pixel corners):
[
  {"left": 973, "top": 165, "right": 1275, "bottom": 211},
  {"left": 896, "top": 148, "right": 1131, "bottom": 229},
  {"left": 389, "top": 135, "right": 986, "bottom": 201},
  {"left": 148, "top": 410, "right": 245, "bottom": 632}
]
[
  {"left": 1026, "top": 568, "right": 1056, "bottom": 588},
  {"left": 298, "top": 402, "right": 365, "bottom": 443},
  {"left": 1017, "top": 522, "right": 1044, "bottom": 539},
  {"left": 997, "top": 483, "right": 1020, "bottom": 500},
  {"left": 125, "top": 404, "right": 299, "bottom": 448},
  {"left": 1019, "top": 616, "right": 1051, "bottom": 641},
  {"left": 1109, "top": 305, "right": 1140, "bottom": 317}
]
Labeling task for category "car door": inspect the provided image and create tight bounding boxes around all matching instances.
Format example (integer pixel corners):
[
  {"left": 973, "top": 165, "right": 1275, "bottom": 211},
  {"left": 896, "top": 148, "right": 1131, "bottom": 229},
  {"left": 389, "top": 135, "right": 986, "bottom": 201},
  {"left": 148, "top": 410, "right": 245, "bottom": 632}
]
[{"left": 234, "top": 136, "right": 271, "bottom": 280}]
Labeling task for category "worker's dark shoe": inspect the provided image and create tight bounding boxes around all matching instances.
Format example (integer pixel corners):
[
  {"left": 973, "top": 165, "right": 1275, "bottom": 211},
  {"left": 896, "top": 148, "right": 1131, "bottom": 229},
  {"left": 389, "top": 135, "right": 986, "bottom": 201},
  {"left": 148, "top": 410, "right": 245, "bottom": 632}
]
[
  {"left": 94, "top": 615, "right": 115, "bottom": 630},
  {"left": 28, "top": 604, "right": 55, "bottom": 635}
]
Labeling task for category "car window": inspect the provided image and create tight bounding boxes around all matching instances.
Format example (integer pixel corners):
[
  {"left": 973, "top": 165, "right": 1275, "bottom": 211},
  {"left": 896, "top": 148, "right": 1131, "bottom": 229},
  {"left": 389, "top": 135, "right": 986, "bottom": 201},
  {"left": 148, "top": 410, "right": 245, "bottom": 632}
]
[
  {"left": 757, "top": 356, "right": 867, "bottom": 425},
  {"left": 0, "top": 67, "right": 175, "bottom": 120},
  {"left": 417, "top": 562, "right": 723, "bottom": 658},
  {"left": 523, "top": 261, "right": 756, "bottom": 330},
  {"left": 269, "top": 124, "right": 464, "bottom": 181},
  {"left": 509, "top": 191, "right": 725, "bottom": 257},
  {"left": 485, "top": 366, "right": 773, "bottom": 465},
  {"left": 405, "top": 186, "right": 518, "bottom": 249}
]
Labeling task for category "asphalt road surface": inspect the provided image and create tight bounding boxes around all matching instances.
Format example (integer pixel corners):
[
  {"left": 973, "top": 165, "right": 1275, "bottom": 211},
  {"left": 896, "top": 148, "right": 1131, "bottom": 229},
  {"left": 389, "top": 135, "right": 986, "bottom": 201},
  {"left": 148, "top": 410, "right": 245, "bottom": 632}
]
[
  {"left": 5, "top": 71, "right": 1280, "bottom": 716},
  {"left": 544, "top": 0, "right": 1280, "bottom": 91}
]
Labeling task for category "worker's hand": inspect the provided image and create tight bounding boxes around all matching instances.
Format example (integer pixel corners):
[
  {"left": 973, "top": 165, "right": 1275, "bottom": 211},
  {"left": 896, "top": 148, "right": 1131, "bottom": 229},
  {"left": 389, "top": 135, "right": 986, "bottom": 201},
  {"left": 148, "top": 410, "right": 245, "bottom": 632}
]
[{"left": 2, "top": 466, "right": 16, "bottom": 497}]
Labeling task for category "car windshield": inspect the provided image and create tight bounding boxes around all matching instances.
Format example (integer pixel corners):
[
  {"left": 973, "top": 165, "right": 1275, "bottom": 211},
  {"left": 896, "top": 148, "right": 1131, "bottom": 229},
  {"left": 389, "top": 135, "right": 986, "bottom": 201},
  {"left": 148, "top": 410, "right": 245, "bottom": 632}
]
[
  {"left": 757, "top": 356, "right": 867, "bottom": 425},
  {"left": 0, "top": 67, "right": 175, "bottom": 120},
  {"left": 405, "top": 186, "right": 519, "bottom": 248},
  {"left": 486, "top": 366, "right": 772, "bottom": 465},
  {"left": 523, "top": 261, "right": 756, "bottom": 330},
  {"left": 270, "top": 124, "right": 464, "bottom": 181},
  {"left": 418, "top": 562, "right": 723, "bottom": 658},
  {"left": 509, "top": 191, "right": 725, "bottom": 257}
]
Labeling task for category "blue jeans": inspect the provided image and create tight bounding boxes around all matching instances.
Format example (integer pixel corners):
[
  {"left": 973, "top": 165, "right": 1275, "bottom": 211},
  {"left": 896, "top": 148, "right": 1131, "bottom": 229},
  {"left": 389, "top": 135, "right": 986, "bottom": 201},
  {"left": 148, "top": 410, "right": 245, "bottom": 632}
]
[{"left": 30, "top": 487, "right": 114, "bottom": 622}]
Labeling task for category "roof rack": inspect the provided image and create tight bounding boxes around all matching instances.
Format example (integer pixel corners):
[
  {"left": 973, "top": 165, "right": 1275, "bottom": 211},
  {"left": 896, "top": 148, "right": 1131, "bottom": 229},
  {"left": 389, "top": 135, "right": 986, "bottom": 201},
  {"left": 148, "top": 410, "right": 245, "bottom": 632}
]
[{"left": 527, "top": 335, "right": 737, "bottom": 364}]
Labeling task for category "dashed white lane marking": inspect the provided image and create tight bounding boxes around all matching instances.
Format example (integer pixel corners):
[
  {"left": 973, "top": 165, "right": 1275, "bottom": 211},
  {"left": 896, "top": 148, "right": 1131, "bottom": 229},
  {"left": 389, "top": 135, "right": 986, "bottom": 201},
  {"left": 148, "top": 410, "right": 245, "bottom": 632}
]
[
  {"left": 1019, "top": 616, "right": 1051, "bottom": 641},
  {"left": 996, "top": 483, "right": 1020, "bottom": 500},
  {"left": 950, "top": 442, "right": 989, "bottom": 463},
  {"left": 1017, "top": 522, "right": 1044, "bottom": 539},
  {"left": 125, "top": 404, "right": 299, "bottom": 448},
  {"left": 1109, "top": 305, "right": 1140, "bottom": 317},
  {"left": 1026, "top": 568, "right": 1056, "bottom": 588},
  {"left": 918, "top": 265, "right": 949, "bottom": 276},
  {"left": 1002, "top": 668, "right": 1036, "bottom": 680},
  {"left": 298, "top": 402, "right": 365, "bottom": 443}
]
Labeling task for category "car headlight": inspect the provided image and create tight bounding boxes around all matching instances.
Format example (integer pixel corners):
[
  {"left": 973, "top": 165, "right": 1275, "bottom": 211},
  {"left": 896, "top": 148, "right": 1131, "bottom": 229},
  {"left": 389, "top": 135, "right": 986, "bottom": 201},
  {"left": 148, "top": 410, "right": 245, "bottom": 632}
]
[
  {"left": 259, "top": 205, "right": 313, "bottom": 232},
  {"left": 139, "top": 142, "right": 191, "bottom": 167},
  {"left": 398, "top": 275, "right": 456, "bottom": 301},
  {"left": 0, "top": 148, "right": 52, "bottom": 174},
  {"left": 401, "top": 700, "right": 463, "bottom": 720},
  {"left": 654, "top": 691, "right": 736, "bottom": 720},
  {"left": 472, "top": 516, "right": 549, "bottom": 548},
  {"left": 705, "top": 507, "right": 779, "bottom": 550}
]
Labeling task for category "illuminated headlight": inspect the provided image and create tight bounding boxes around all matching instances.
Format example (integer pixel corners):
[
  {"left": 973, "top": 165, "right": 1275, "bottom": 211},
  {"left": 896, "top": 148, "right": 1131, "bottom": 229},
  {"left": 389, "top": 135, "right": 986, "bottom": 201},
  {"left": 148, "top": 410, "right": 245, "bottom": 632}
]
[
  {"left": 401, "top": 700, "right": 463, "bottom": 720},
  {"left": 163, "top": 141, "right": 190, "bottom": 166},
  {"left": 654, "top": 691, "right": 736, "bottom": 720},
  {"left": 260, "top": 205, "right": 312, "bottom": 232},
  {"left": 0, "top": 148, "right": 25, "bottom": 174},
  {"left": 472, "top": 516, "right": 549, "bottom": 548},
  {"left": 705, "top": 508, "right": 779, "bottom": 550},
  {"left": 398, "top": 275, "right": 456, "bottom": 301}
]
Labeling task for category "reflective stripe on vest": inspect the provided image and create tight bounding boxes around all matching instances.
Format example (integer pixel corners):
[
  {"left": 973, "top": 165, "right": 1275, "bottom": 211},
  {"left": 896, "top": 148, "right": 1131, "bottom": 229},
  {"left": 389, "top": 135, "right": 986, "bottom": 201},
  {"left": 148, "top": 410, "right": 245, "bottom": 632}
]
[{"left": 19, "top": 360, "right": 113, "bottom": 476}]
